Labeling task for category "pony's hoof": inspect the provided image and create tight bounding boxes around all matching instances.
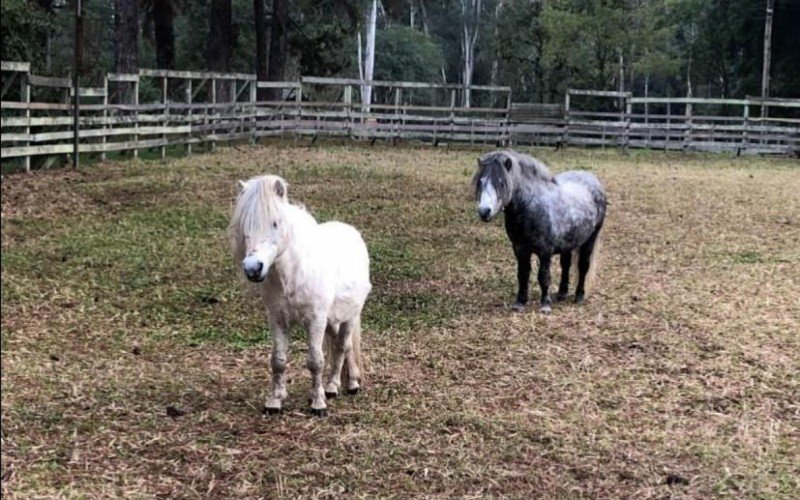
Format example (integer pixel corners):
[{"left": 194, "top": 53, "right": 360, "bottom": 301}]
[
  {"left": 310, "top": 408, "right": 328, "bottom": 418},
  {"left": 555, "top": 293, "right": 568, "bottom": 302},
  {"left": 539, "top": 304, "right": 552, "bottom": 314},
  {"left": 346, "top": 387, "right": 360, "bottom": 396},
  {"left": 511, "top": 302, "right": 527, "bottom": 312},
  {"left": 574, "top": 296, "right": 586, "bottom": 305},
  {"left": 325, "top": 391, "right": 338, "bottom": 399},
  {"left": 262, "top": 406, "right": 282, "bottom": 416}
]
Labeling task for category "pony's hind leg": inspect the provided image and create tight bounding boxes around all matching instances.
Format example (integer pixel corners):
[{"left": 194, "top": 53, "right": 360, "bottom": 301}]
[
  {"left": 306, "top": 317, "right": 328, "bottom": 416},
  {"left": 537, "top": 254, "right": 553, "bottom": 313},
  {"left": 342, "top": 316, "right": 362, "bottom": 395},
  {"left": 264, "top": 318, "right": 289, "bottom": 415},
  {"left": 555, "top": 251, "right": 571, "bottom": 302},
  {"left": 324, "top": 323, "right": 346, "bottom": 399}
]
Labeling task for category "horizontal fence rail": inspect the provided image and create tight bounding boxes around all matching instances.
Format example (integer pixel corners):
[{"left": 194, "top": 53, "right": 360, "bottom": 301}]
[{"left": 2, "top": 62, "right": 799, "bottom": 172}]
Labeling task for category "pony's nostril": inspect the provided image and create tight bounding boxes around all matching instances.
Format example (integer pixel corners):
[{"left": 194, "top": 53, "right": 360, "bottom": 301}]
[
  {"left": 255, "top": 262, "right": 264, "bottom": 275},
  {"left": 479, "top": 207, "right": 491, "bottom": 219}
]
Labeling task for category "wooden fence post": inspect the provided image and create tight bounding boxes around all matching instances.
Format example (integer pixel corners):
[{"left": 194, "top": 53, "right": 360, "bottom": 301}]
[
  {"left": 562, "top": 92, "right": 571, "bottom": 148},
  {"left": 249, "top": 79, "right": 257, "bottom": 144},
  {"left": 505, "top": 90, "right": 512, "bottom": 146},
  {"left": 665, "top": 102, "right": 671, "bottom": 151},
  {"left": 161, "top": 76, "right": 168, "bottom": 159},
  {"left": 229, "top": 79, "right": 236, "bottom": 145},
  {"left": 394, "top": 87, "right": 402, "bottom": 142},
  {"left": 210, "top": 78, "right": 216, "bottom": 151},
  {"left": 344, "top": 84, "right": 352, "bottom": 138},
  {"left": 741, "top": 102, "right": 749, "bottom": 154},
  {"left": 644, "top": 99, "right": 649, "bottom": 148},
  {"left": 449, "top": 90, "right": 456, "bottom": 141},
  {"left": 101, "top": 75, "right": 108, "bottom": 161},
  {"left": 186, "top": 79, "right": 193, "bottom": 155},
  {"left": 132, "top": 78, "right": 139, "bottom": 159},
  {"left": 21, "top": 70, "right": 31, "bottom": 172},
  {"left": 683, "top": 100, "right": 693, "bottom": 152},
  {"left": 295, "top": 83, "right": 303, "bottom": 142},
  {"left": 624, "top": 94, "right": 632, "bottom": 153}
]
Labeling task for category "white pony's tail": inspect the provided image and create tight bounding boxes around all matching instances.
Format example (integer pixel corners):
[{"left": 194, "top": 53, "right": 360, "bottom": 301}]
[
  {"left": 323, "top": 314, "right": 365, "bottom": 388},
  {"left": 343, "top": 314, "right": 364, "bottom": 386}
]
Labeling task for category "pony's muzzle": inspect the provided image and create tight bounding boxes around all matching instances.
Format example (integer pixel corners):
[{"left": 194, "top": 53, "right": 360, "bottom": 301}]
[
  {"left": 478, "top": 207, "right": 492, "bottom": 221},
  {"left": 242, "top": 257, "right": 266, "bottom": 282}
]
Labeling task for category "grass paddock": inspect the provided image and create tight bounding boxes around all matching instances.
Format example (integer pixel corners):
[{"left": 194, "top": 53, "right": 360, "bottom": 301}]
[{"left": 2, "top": 144, "right": 799, "bottom": 498}]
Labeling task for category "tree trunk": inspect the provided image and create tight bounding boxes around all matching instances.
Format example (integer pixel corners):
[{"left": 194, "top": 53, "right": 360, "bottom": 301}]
[
  {"left": 153, "top": 0, "right": 175, "bottom": 70},
  {"left": 46, "top": 27, "right": 52, "bottom": 73},
  {"left": 361, "top": 0, "right": 377, "bottom": 113},
  {"left": 460, "top": 0, "right": 481, "bottom": 108},
  {"left": 254, "top": 0, "right": 268, "bottom": 100},
  {"left": 419, "top": 0, "right": 430, "bottom": 36},
  {"left": 114, "top": 0, "right": 139, "bottom": 74},
  {"left": 114, "top": 0, "right": 139, "bottom": 106},
  {"left": 490, "top": 1, "right": 503, "bottom": 106},
  {"left": 267, "top": 0, "right": 289, "bottom": 101},
  {"left": 207, "top": 0, "right": 233, "bottom": 102}
]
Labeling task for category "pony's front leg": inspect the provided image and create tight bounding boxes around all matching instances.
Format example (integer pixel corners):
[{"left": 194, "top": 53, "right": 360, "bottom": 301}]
[
  {"left": 264, "top": 318, "right": 289, "bottom": 415},
  {"left": 537, "top": 254, "right": 553, "bottom": 314},
  {"left": 306, "top": 316, "right": 328, "bottom": 417},
  {"left": 512, "top": 245, "right": 532, "bottom": 312}
]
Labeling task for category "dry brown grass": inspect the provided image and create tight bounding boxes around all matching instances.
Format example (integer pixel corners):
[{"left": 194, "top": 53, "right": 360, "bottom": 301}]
[{"left": 2, "top": 143, "right": 799, "bottom": 498}]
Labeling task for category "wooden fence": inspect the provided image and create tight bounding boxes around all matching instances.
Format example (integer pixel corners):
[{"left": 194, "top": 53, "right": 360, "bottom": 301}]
[
  {"left": 2, "top": 61, "right": 799, "bottom": 172},
  {"left": 512, "top": 89, "right": 800, "bottom": 155},
  {"left": 1, "top": 62, "right": 511, "bottom": 171}
]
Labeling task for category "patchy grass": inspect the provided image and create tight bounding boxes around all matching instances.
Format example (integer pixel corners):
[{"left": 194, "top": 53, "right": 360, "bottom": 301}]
[{"left": 2, "top": 143, "right": 799, "bottom": 498}]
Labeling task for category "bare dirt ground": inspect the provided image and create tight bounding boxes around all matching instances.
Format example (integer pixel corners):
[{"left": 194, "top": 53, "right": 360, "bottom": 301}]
[{"left": 2, "top": 144, "right": 798, "bottom": 498}]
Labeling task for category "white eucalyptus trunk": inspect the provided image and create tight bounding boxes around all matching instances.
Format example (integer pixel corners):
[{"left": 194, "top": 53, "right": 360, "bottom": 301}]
[
  {"left": 460, "top": 0, "right": 481, "bottom": 108},
  {"left": 361, "top": 0, "right": 377, "bottom": 114}
]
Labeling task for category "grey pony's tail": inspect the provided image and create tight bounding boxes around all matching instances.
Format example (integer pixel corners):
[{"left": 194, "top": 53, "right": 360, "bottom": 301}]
[
  {"left": 585, "top": 228, "right": 602, "bottom": 292},
  {"left": 570, "top": 226, "right": 603, "bottom": 293}
]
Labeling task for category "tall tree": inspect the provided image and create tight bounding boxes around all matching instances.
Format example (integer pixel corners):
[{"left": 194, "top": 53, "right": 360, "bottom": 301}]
[
  {"left": 114, "top": 0, "right": 139, "bottom": 74},
  {"left": 207, "top": 0, "right": 233, "bottom": 100},
  {"left": 360, "top": 0, "right": 378, "bottom": 112},
  {"left": 267, "top": 0, "right": 288, "bottom": 99},
  {"left": 153, "top": 0, "right": 175, "bottom": 69},
  {"left": 459, "top": 0, "right": 481, "bottom": 107},
  {"left": 254, "top": 0, "right": 268, "bottom": 99}
]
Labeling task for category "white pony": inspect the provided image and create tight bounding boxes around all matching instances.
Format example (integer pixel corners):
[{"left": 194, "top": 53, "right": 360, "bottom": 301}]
[{"left": 229, "top": 175, "right": 371, "bottom": 416}]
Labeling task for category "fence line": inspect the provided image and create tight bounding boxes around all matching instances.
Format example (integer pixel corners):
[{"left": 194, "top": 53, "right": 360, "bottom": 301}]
[{"left": 2, "top": 62, "right": 799, "bottom": 171}]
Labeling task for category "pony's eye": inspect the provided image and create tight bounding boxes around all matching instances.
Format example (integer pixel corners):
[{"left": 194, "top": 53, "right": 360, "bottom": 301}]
[{"left": 272, "top": 222, "right": 278, "bottom": 228}]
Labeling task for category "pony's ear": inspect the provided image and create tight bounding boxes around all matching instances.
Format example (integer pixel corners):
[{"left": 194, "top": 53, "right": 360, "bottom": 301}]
[
  {"left": 503, "top": 157, "right": 513, "bottom": 171},
  {"left": 274, "top": 179, "right": 287, "bottom": 198},
  {"left": 238, "top": 180, "right": 248, "bottom": 192}
]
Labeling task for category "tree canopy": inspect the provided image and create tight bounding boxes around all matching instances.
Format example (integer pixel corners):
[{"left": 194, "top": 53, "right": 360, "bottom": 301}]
[{"left": 1, "top": 0, "right": 798, "bottom": 102}]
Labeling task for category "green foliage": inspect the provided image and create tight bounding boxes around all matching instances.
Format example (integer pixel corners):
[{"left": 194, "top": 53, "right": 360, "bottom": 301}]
[
  {"left": 374, "top": 26, "right": 443, "bottom": 84},
  {"left": 1, "top": 0, "right": 52, "bottom": 67},
  {"left": 1, "top": 0, "right": 799, "bottom": 100}
]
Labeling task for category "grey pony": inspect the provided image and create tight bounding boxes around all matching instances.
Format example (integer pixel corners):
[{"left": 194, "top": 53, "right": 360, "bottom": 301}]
[{"left": 472, "top": 150, "right": 607, "bottom": 313}]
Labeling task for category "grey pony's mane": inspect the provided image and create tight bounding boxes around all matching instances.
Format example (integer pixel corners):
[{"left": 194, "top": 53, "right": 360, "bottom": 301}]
[
  {"left": 473, "top": 150, "right": 556, "bottom": 204},
  {"left": 491, "top": 150, "right": 555, "bottom": 183}
]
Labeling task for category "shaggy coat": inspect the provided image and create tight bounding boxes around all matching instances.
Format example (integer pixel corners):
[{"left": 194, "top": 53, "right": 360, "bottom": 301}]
[
  {"left": 230, "top": 175, "right": 371, "bottom": 416},
  {"left": 473, "top": 150, "right": 606, "bottom": 312}
]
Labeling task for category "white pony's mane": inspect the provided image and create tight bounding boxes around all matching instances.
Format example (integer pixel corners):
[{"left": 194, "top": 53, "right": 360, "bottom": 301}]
[{"left": 229, "top": 175, "right": 314, "bottom": 266}]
